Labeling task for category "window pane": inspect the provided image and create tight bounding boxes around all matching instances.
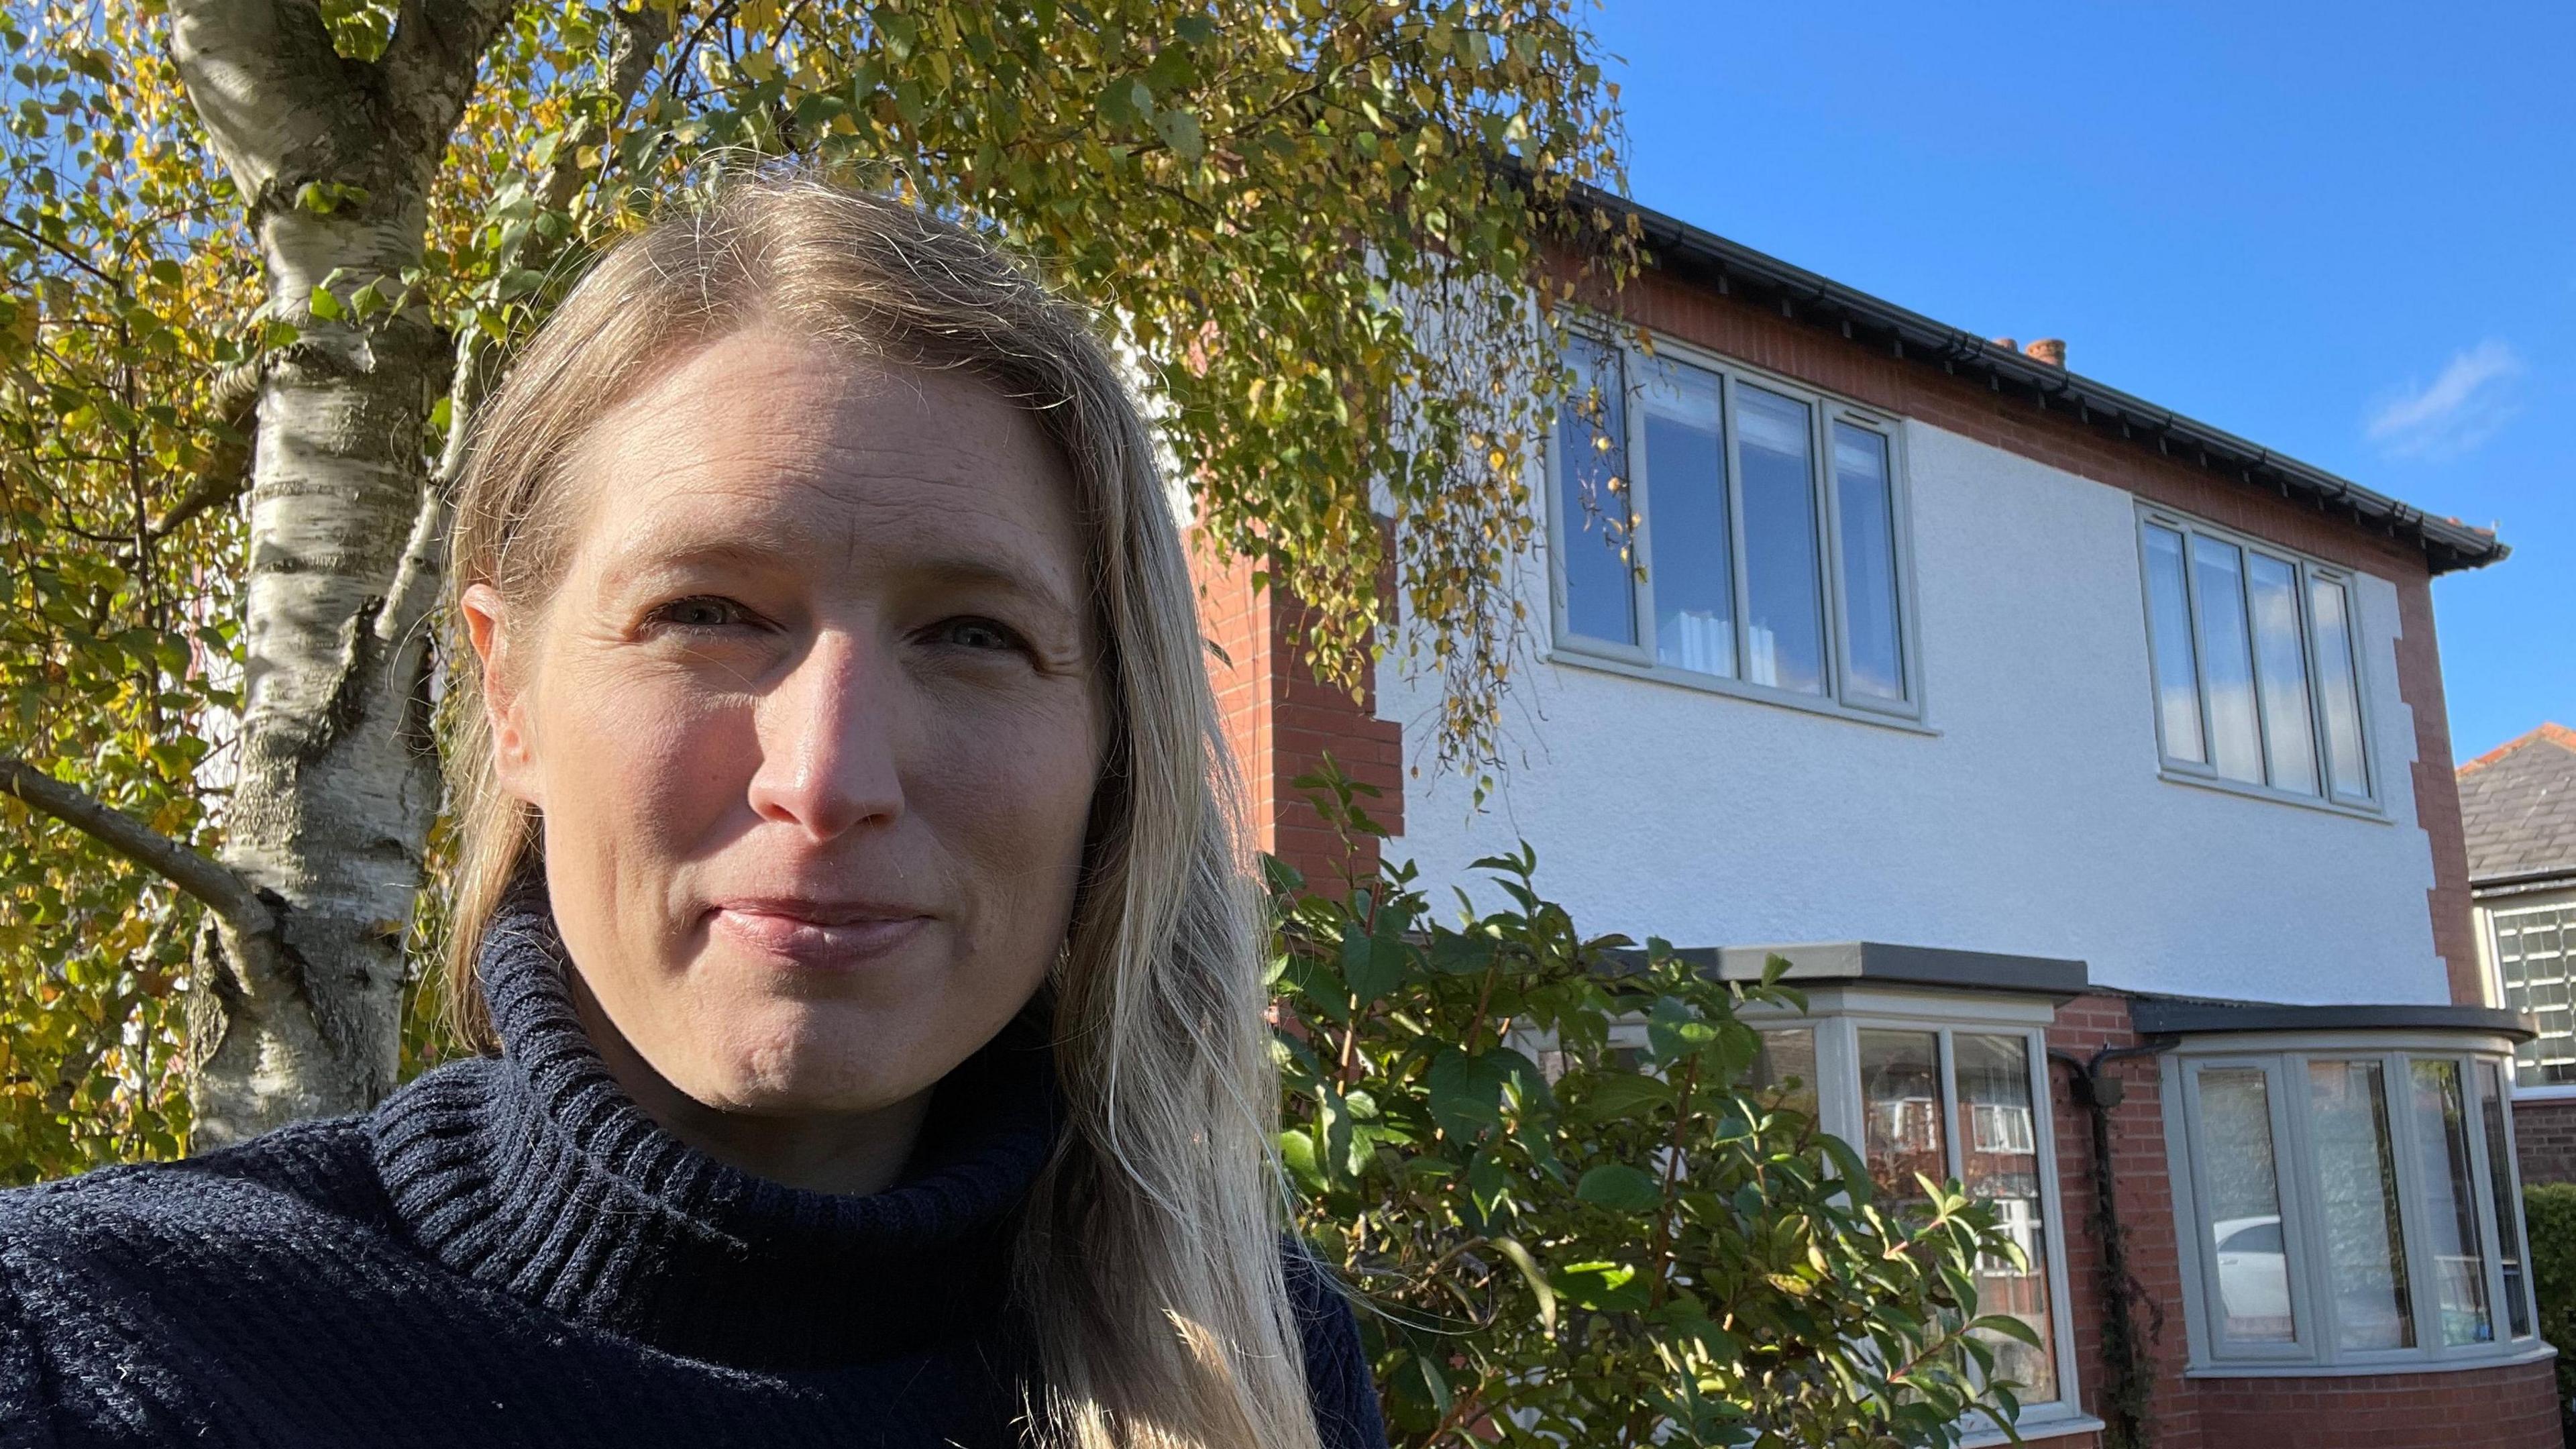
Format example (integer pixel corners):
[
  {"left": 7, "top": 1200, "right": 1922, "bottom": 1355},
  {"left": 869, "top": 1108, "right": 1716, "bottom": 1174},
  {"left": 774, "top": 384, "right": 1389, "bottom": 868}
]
[
  {"left": 1860, "top": 1029, "right": 1945, "bottom": 1221},
  {"left": 2306, "top": 1060, "right": 2414, "bottom": 1350},
  {"left": 2247, "top": 553, "right": 2319, "bottom": 795},
  {"left": 1639, "top": 358, "right": 1735, "bottom": 677},
  {"left": 2477, "top": 1061, "right": 2532, "bottom": 1337},
  {"left": 2188, "top": 536, "right": 2265, "bottom": 782},
  {"left": 1833, "top": 423, "right": 1905, "bottom": 702},
  {"left": 2308, "top": 574, "right": 2370, "bottom": 798},
  {"left": 1956, "top": 1034, "right": 2056, "bottom": 1401},
  {"left": 2497, "top": 906, "right": 2576, "bottom": 1087},
  {"left": 2143, "top": 525, "right": 2206, "bottom": 763},
  {"left": 1556, "top": 337, "right": 1636, "bottom": 645},
  {"left": 1743, "top": 1027, "right": 1818, "bottom": 1120},
  {"left": 1734, "top": 385, "right": 1826, "bottom": 695},
  {"left": 2408, "top": 1059, "right": 2493, "bottom": 1346},
  {"left": 2198, "top": 1066, "right": 2295, "bottom": 1342}
]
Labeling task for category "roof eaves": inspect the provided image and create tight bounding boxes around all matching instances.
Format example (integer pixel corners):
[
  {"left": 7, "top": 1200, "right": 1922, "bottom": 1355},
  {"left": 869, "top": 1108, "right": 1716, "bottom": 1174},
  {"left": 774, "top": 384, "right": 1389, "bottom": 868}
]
[{"left": 1577, "top": 186, "right": 2512, "bottom": 577}]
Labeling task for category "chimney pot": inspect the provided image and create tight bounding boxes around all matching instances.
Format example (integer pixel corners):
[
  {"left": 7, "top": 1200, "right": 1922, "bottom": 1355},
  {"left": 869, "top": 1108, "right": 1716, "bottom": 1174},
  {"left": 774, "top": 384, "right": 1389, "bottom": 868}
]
[
  {"left": 2025, "top": 337, "right": 2067, "bottom": 368},
  {"left": 1991, "top": 337, "right": 2019, "bottom": 353}
]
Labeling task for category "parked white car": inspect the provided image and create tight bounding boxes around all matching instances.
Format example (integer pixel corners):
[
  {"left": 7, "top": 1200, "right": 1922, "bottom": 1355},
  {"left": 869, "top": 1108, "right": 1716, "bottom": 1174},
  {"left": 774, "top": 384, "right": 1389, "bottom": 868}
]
[{"left": 2212, "top": 1215, "right": 2292, "bottom": 1336}]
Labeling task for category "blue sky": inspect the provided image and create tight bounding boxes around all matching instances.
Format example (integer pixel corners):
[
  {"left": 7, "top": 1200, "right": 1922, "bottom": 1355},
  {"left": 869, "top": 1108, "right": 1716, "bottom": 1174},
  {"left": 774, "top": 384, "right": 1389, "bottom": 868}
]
[{"left": 1589, "top": 0, "right": 2572, "bottom": 761}]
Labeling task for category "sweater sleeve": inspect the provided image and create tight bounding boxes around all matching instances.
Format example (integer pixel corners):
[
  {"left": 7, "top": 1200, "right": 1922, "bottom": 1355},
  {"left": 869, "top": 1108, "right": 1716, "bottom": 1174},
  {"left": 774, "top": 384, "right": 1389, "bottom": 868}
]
[{"left": 1283, "top": 1239, "right": 1388, "bottom": 1449}]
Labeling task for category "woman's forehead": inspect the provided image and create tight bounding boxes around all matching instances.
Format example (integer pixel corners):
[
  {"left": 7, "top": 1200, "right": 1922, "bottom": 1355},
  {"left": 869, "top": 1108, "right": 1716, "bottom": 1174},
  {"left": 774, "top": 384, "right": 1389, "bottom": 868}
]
[{"left": 564, "top": 332, "right": 1085, "bottom": 596}]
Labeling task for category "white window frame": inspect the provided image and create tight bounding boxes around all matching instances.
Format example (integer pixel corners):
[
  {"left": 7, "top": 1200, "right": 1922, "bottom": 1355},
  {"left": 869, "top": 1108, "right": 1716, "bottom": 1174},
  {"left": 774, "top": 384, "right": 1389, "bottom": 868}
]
[
  {"left": 1725, "top": 990, "right": 2094, "bottom": 1442},
  {"left": 2133, "top": 503, "right": 2384, "bottom": 818},
  {"left": 2159, "top": 1033, "right": 2544, "bottom": 1376},
  {"left": 1545, "top": 326, "right": 1930, "bottom": 729}
]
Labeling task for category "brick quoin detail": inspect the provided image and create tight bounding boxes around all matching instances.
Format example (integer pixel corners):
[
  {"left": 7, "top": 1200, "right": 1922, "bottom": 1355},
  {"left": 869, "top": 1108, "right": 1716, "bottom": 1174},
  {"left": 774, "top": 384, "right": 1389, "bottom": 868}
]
[
  {"left": 1609, "top": 268, "right": 2485, "bottom": 1005},
  {"left": 2043, "top": 994, "right": 2559, "bottom": 1449},
  {"left": 1187, "top": 530, "right": 1402, "bottom": 892},
  {"left": 2513, "top": 1096, "right": 2576, "bottom": 1186}
]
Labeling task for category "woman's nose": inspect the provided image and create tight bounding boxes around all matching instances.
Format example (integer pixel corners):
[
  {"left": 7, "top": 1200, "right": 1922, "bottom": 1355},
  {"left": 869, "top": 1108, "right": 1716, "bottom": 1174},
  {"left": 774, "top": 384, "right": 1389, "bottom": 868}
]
[{"left": 743, "top": 631, "right": 904, "bottom": 841}]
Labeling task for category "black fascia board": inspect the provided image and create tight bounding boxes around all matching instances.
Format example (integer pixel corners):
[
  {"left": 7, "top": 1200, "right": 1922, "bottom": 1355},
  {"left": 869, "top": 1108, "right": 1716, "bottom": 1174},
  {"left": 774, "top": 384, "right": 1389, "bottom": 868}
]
[
  {"left": 1563, "top": 184, "right": 2511, "bottom": 578},
  {"left": 2127, "top": 997, "right": 2535, "bottom": 1042},
  {"left": 1611, "top": 941, "right": 2089, "bottom": 1000}
]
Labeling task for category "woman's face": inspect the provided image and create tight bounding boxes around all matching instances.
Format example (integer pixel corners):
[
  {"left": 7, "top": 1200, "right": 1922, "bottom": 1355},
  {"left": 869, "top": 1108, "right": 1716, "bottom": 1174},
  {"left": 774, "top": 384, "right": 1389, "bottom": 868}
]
[{"left": 464, "top": 329, "right": 1104, "bottom": 1122}]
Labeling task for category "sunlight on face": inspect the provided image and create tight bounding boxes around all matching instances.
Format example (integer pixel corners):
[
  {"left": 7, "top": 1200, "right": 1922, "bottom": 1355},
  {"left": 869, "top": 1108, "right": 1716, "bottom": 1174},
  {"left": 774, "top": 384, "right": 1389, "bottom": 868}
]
[{"left": 474, "top": 330, "right": 1104, "bottom": 1120}]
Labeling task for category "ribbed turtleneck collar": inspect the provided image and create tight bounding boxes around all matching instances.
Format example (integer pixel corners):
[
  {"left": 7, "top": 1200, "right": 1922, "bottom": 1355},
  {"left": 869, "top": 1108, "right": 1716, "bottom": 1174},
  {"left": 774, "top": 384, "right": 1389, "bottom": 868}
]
[{"left": 370, "top": 892, "right": 1060, "bottom": 1372}]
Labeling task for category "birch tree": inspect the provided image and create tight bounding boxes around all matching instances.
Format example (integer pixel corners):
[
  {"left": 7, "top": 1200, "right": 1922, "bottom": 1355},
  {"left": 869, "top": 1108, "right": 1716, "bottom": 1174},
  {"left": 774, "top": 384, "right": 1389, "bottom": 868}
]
[{"left": 0, "top": 0, "right": 1635, "bottom": 1171}]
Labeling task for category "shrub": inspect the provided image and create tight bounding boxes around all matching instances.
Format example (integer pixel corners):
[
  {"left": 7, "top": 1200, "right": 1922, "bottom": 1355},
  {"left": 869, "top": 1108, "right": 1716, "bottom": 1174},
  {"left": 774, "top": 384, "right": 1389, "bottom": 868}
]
[
  {"left": 1271, "top": 767, "right": 2038, "bottom": 1448},
  {"left": 2522, "top": 1182, "right": 2576, "bottom": 1426}
]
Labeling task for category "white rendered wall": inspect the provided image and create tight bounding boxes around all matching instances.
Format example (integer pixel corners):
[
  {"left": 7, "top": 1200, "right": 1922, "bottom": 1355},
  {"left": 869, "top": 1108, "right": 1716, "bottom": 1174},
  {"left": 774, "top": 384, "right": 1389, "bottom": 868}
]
[{"left": 1377, "top": 417, "right": 2448, "bottom": 1008}]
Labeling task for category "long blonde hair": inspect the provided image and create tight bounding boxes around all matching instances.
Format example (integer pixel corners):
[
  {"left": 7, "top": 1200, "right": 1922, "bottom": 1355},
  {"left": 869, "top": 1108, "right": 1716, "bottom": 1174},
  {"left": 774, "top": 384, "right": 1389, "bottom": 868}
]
[{"left": 441, "top": 174, "right": 1320, "bottom": 1449}]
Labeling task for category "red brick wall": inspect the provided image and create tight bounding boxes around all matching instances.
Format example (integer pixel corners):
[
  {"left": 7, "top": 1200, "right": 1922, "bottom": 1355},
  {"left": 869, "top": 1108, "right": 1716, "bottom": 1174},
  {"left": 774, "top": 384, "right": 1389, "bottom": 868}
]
[
  {"left": 2515, "top": 1097, "right": 2576, "bottom": 1186},
  {"left": 1189, "top": 531, "right": 1403, "bottom": 890},
  {"left": 2192, "top": 1359, "right": 2562, "bottom": 1449},
  {"left": 1613, "top": 268, "right": 2481, "bottom": 1006},
  {"left": 2049, "top": 993, "right": 2203, "bottom": 1449}
]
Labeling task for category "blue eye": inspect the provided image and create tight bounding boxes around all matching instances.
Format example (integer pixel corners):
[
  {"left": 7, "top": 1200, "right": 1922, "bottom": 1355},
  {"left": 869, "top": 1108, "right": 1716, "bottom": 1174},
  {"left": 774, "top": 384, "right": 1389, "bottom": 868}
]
[
  {"left": 649, "top": 596, "right": 749, "bottom": 629},
  {"left": 938, "top": 616, "right": 1023, "bottom": 652}
]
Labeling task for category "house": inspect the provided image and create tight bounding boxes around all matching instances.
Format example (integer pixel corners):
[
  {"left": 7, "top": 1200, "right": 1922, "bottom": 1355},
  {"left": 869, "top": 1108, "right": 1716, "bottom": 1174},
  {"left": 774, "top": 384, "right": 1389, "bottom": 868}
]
[
  {"left": 2461, "top": 724, "right": 2576, "bottom": 1186},
  {"left": 1193, "top": 193, "right": 2551, "bottom": 1449}
]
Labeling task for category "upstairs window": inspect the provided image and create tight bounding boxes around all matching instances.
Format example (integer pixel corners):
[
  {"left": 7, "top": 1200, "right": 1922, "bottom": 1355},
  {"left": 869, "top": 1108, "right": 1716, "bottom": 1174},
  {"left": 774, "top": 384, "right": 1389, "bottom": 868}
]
[
  {"left": 2137, "top": 507, "right": 2376, "bottom": 809},
  {"left": 1550, "top": 333, "right": 1920, "bottom": 720}
]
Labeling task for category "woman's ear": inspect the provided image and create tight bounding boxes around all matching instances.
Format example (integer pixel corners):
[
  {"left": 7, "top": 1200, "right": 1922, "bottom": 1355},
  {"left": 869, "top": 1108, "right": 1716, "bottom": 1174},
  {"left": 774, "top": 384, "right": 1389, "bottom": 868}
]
[{"left": 459, "top": 582, "right": 543, "bottom": 808}]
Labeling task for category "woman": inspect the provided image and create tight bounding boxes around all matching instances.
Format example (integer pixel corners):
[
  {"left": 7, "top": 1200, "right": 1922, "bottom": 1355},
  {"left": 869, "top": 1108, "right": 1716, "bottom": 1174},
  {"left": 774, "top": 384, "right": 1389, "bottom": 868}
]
[{"left": 0, "top": 176, "right": 1386, "bottom": 1449}]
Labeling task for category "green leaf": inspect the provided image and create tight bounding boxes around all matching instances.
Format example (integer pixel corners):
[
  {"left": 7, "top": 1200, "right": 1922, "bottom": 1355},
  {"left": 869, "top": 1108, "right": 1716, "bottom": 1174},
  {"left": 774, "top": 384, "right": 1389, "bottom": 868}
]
[
  {"left": 305, "top": 284, "right": 343, "bottom": 321},
  {"left": 1491, "top": 1233, "right": 1556, "bottom": 1334},
  {"left": 1277, "top": 1128, "right": 1324, "bottom": 1192},
  {"left": 1549, "top": 1260, "right": 1648, "bottom": 1313},
  {"left": 1575, "top": 1163, "right": 1662, "bottom": 1212},
  {"left": 1426, "top": 1046, "right": 1507, "bottom": 1140},
  {"left": 1577, "top": 1072, "right": 1671, "bottom": 1123}
]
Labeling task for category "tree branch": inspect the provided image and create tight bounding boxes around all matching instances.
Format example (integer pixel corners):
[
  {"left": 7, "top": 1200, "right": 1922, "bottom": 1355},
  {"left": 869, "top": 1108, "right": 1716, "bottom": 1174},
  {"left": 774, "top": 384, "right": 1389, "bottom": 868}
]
[
  {"left": 0, "top": 755, "right": 275, "bottom": 938},
  {"left": 379, "top": 0, "right": 524, "bottom": 158}
]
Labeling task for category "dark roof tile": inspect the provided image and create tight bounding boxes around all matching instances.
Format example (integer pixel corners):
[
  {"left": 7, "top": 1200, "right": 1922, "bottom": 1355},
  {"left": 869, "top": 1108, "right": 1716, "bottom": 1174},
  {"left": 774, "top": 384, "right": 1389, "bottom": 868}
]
[{"left": 2458, "top": 724, "right": 2576, "bottom": 883}]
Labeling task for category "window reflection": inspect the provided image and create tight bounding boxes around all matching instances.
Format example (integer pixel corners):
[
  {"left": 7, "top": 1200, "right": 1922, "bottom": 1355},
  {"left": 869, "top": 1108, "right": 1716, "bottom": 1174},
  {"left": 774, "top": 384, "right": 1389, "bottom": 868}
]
[
  {"left": 1860, "top": 1029, "right": 1945, "bottom": 1221},
  {"left": 1955, "top": 1034, "right": 2056, "bottom": 1400},
  {"left": 1640, "top": 357, "right": 1735, "bottom": 678},
  {"left": 2196, "top": 1067, "right": 2294, "bottom": 1342},
  {"left": 1557, "top": 336, "right": 1636, "bottom": 646},
  {"left": 1832, "top": 422, "right": 1904, "bottom": 702},
  {"left": 1733, "top": 385, "right": 1825, "bottom": 694},
  {"left": 2306, "top": 1060, "right": 2412, "bottom": 1350},
  {"left": 2409, "top": 1059, "right": 2493, "bottom": 1346}
]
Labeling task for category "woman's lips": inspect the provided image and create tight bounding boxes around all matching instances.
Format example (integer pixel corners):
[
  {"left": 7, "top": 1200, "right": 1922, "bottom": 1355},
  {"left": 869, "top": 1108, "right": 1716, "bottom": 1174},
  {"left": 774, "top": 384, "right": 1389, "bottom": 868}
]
[{"left": 707, "top": 903, "right": 932, "bottom": 965}]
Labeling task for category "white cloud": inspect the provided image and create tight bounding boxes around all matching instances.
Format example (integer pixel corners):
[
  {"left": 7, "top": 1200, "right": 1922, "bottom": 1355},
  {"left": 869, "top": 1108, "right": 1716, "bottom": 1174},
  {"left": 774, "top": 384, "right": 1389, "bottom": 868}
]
[{"left": 2363, "top": 339, "right": 2524, "bottom": 460}]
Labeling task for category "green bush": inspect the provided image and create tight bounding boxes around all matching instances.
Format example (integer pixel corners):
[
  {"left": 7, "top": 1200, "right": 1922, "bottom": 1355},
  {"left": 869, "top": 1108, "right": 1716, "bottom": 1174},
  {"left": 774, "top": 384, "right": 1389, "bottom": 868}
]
[
  {"left": 2522, "top": 1181, "right": 2576, "bottom": 1424},
  {"left": 1273, "top": 766, "right": 2037, "bottom": 1448}
]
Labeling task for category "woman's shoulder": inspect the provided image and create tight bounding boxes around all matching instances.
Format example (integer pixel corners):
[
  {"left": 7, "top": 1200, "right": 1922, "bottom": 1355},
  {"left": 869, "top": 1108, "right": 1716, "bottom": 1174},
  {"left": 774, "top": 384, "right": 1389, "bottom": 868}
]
[
  {"left": 0, "top": 1115, "right": 409, "bottom": 1440},
  {"left": 1280, "top": 1238, "right": 1388, "bottom": 1449},
  {"left": 0, "top": 1113, "right": 390, "bottom": 1250},
  {"left": 0, "top": 1113, "right": 401, "bottom": 1321}
]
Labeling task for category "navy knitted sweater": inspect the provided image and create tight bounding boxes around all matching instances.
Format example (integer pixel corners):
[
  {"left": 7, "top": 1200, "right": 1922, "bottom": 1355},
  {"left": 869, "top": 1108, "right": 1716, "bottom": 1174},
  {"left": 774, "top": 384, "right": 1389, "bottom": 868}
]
[{"left": 0, "top": 903, "right": 1386, "bottom": 1448}]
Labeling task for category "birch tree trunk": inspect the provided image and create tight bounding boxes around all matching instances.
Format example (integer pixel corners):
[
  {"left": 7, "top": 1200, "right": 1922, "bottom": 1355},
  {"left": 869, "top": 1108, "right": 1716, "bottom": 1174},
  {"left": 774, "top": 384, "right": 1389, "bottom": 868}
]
[{"left": 168, "top": 0, "right": 513, "bottom": 1145}]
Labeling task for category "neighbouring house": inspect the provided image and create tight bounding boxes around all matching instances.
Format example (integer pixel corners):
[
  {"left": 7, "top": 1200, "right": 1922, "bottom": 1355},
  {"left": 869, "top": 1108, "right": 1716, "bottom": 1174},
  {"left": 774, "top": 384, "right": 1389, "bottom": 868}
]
[
  {"left": 1193, "top": 193, "right": 2551, "bottom": 1449},
  {"left": 2461, "top": 724, "right": 2576, "bottom": 1187}
]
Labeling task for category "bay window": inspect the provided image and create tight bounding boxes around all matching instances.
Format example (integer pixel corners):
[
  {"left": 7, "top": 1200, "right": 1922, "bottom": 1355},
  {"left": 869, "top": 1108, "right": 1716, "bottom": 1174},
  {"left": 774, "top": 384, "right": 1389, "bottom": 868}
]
[
  {"left": 2164, "top": 1040, "right": 2539, "bottom": 1371},
  {"left": 1735, "top": 1002, "right": 2080, "bottom": 1428},
  {"left": 2137, "top": 507, "right": 2377, "bottom": 810},
  {"left": 1550, "top": 332, "right": 1921, "bottom": 720}
]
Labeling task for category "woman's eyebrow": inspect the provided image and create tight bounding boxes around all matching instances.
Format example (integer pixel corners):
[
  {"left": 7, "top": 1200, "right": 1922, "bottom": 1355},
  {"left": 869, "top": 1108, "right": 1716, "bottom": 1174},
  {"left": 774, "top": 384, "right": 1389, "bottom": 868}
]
[
  {"left": 595, "top": 523, "right": 1081, "bottom": 622},
  {"left": 900, "top": 553, "right": 1082, "bottom": 625}
]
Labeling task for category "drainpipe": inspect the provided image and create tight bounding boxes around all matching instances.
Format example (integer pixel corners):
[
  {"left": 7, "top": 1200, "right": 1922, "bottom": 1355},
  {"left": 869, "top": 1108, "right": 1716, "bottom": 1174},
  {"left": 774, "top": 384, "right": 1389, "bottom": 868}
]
[{"left": 2047, "top": 1039, "right": 2176, "bottom": 1449}]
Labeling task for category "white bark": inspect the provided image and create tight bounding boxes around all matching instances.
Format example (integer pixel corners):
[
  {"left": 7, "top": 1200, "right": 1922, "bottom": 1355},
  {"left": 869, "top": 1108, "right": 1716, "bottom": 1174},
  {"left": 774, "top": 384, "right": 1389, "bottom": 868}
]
[{"left": 170, "top": 0, "right": 516, "bottom": 1144}]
